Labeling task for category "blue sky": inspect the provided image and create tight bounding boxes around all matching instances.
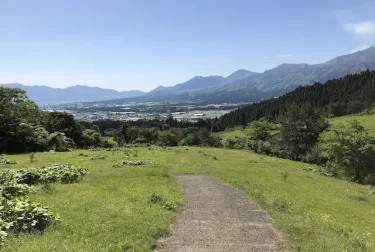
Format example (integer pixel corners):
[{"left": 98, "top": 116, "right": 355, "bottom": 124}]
[{"left": 1, "top": 0, "right": 375, "bottom": 91}]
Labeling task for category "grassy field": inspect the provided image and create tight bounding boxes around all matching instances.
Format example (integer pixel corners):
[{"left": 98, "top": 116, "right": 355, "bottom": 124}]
[
  {"left": 1, "top": 147, "right": 375, "bottom": 251},
  {"left": 329, "top": 112, "right": 375, "bottom": 135},
  {"left": 219, "top": 111, "right": 375, "bottom": 141}
]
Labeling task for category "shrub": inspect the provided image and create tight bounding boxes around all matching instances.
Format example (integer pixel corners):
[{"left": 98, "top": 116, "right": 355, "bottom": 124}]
[
  {"left": 0, "top": 197, "right": 59, "bottom": 234},
  {"left": 319, "top": 120, "right": 375, "bottom": 184},
  {"left": 162, "top": 202, "right": 177, "bottom": 211},
  {"left": 48, "top": 132, "right": 74, "bottom": 152},
  {"left": 281, "top": 171, "right": 289, "bottom": 183},
  {"left": 121, "top": 160, "right": 149, "bottom": 166},
  {"left": 149, "top": 193, "right": 163, "bottom": 204},
  {"left": 0, "top": 165, "right": 87, "bottom": 185},
  {"left": 90, "top": 155, "right": 106, "bottom": 160},
  {"left": 0, "top": 157, "right": 16, "bottom": 165},
  {"left": 0, "top": 182, "right": 33, "bottom": 199},
  {"left": 222, "top": 136, "right": 247, "bottom": 149}
]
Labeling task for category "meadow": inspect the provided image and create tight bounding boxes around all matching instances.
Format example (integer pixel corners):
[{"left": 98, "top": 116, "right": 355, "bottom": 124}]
[
  {"left": 219, "top": 110, "right": 375, "bottom": 142},
  {"left": 329, "top": 112, "right": 375, "bottom": 135},
  {"left": 1, "top": 146, "right": 375, "bottom": 251}
]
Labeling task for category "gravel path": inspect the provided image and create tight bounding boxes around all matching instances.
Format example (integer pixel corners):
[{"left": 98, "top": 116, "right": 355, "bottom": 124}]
[{"left": 155, "top": 175, "right": 284, "bottom": 252}]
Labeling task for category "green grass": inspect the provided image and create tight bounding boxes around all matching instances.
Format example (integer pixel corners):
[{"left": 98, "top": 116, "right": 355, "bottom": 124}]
[
  {"left": 219, "top": 126, "right": 250, "bottom": 138},
  {"left": 1, "top": 151, "right": 182, "bottom": 251},
  {"left": 1, "top": 147, "right": 375, "bottom": 251},
  {"left": 329, "top": 112, "right": 375, "bottom": 135}
]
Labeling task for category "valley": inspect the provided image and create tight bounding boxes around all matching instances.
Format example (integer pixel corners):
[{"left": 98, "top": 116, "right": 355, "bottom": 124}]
[{"left": 3, "top": 2, "right": 375, "bottom": 251}]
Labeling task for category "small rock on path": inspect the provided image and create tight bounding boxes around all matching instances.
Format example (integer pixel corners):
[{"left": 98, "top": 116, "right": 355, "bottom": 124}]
[{"left": 155, "top": 175, "right": 284, "bottom": 252}]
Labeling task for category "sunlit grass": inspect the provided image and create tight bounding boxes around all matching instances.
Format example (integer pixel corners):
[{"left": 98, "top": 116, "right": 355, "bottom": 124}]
[
  {"left": 329, "top": 112, "right": 375, "bottom": 135},
  {"left": 1, "top": 147, "right": 375, "bottom": 251}
]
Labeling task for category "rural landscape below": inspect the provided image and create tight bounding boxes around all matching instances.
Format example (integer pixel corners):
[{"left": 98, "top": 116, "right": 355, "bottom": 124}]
[{"left": 1, "top": 1, "right": 375, "bottom": 251}]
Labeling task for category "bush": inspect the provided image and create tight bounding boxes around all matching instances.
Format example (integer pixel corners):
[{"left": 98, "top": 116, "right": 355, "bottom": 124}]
[
  {"left": 0, "top": 197, "right": 59, "bottom": 235},
  {"left": 121, "top": 160, "right": 149, "bottom": 166},
  {"left": 0, "top": 157, "right": 16, "bottom": 165},
  {"left": 0, "top": 182, "right": 33, "bottom": 199},
  {"left": 0, "top": 165, "right": 87, "bottom": 185},
  {"left": 0, "top": 164, "right": 87, "bottom": 244},
  {"left": 48, "top": 132, "right": 74, "bottom": 152},
  {"left": 158, "top": 131, "right": 179, "bottom": 146},
  {"left": 90, "top": 155, "right": 106, "bottom": 160},
  {"left": 222, "top": 136, "right": 247, "bottom": 149},
  {"left": 319, "top": 120, "right": 375, "bottom": 184}
]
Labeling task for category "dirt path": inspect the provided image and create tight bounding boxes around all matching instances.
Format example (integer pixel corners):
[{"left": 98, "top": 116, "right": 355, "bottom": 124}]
[{"left": 155, "top": 175, "right": 284, "bottom": 252}]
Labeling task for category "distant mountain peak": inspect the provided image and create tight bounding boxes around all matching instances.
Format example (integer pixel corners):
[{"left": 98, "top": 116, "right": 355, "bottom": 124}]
[
  {"left": 0, "top": 83, "right": 145, "bottom": 104},
  {"left": 225, "top": 69, "right": 259, "bottom": 82}
]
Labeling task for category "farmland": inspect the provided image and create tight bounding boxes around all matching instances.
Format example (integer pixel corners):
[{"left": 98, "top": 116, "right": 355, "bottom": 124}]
[{"left": 1, "top": 147, "right": 375, "bottom": 251}]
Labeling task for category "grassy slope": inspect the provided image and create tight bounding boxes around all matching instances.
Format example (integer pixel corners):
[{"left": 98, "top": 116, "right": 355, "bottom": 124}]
[
  {"left": 2, "top": 148, "right": 375, "bottom": 251},
  {"left": 329, "top": 112, "right": 375, "bottom": 135},
  {"left": 1, "top": 151, "right": 183, "bottom": 251}
]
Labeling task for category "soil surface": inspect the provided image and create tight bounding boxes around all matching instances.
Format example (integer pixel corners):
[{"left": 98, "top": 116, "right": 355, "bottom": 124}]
[{"left": 155, "top": 175, "right": 284, "bottom": 252}]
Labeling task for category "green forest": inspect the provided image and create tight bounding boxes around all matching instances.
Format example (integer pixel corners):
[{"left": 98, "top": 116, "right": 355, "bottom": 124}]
[{"left": 220, "top": 70, "right": 375, "bottom": 128}]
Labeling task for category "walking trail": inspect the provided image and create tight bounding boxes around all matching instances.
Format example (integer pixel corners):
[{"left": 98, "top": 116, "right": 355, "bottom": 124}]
[{"left": 155, "top": 175, "right": 284, "bottom": 252}]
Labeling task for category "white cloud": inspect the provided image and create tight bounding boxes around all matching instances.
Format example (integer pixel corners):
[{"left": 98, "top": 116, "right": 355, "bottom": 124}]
[
  {"left": 264, "top": 54, "right": 293, "bottom": 59},
  {"left": 344, "top": 21, "right": 375, "bottom": 36},
  {"left": 350, "top": 44, "right": 371, "bottom": 53}
]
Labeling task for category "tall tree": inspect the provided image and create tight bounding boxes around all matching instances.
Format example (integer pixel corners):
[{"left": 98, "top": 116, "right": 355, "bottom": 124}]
[
  {"left": 320, "top": 120, "right": 375, "bottom": 184},
  {"left": 280, "top": 103, "right": 328, "bottom": 160}
]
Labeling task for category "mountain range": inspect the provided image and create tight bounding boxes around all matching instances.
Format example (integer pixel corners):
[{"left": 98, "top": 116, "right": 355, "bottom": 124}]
[
  {"left": 2, "top": 46, "right": 375, "bottom": 104},
  {"left": 106, "top": 46, "right": 375, "bottom": 104},
  {"left": 0, "top": 84, "right": 145, "bottom": 104}
]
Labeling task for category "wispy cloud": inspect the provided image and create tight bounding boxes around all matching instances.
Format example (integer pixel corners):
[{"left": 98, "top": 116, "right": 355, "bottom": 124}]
[
  {"left": 264, "top": 54, "right": 293, "bottom": 59},
  {"left": 350, "top": 44, "right": 371, "bottom": 53},
  {"left": 344, "top": 21, "right": 375, "bottom": 36},
  {"left": 330, "top": 4, "right": 375, "bottom": 53}
]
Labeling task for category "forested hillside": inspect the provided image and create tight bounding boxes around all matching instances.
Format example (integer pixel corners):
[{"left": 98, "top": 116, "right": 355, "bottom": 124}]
[{"left": 220, "top": 70, "right": 375, "bottom": 127}]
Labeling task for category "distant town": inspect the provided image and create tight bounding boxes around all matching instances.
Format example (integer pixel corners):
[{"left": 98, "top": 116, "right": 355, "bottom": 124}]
[{"left": 40, "top": 101, "right": 247, "bottom": 122}]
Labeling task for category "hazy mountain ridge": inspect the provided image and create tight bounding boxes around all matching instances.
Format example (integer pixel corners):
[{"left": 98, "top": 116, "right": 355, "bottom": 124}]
[
  {"left": 4, "top": 47, "right": 375, "bottom": 105},
  {"left": 147, "top": 75, "right": 227, "bottom": 96},
  {"left": 128, "top": 47, "right": 375, "bottom": 104},
  {"left": 0, "top": 84, "right": 145, "bottom": 104},
  {"left": 214, "top": 47, "right": 375, "bottom": 93},
  {"left": 225, "top": 69, "right": 259, "bottom": 82}
]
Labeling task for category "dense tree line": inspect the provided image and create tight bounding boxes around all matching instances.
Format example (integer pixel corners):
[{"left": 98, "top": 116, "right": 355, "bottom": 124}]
[
  {"left": 115, "top": 125, "right": 221, "bottom": 147},
  {"left": 93, "top": 117, "right": 224, "bottom": 134},
  {"left": 220, "top": 70, "right": 375, "bottom": 128},
  {"left": 0, "top": 87, "right": 115, "bottom": 153},
  {"left": 0, "top": 87, "right": 223, "bottom": 153},
  {"left": 222, "top": 102, "right": 375, "bottom": 185}
]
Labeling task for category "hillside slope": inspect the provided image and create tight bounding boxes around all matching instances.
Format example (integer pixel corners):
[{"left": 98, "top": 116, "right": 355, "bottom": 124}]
[{"left": 220, "top": 70, "right": 375, "bottom": 127}]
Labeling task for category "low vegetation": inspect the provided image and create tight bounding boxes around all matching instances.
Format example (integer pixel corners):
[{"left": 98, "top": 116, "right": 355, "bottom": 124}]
[
  {"left": 220, "top": 105, "right": 375, "bottom": 186},
  {"left": 0, "top": 164, "right": 87, "bottom": 245},
  {"left": 0, "top": 148, "right": 374, "bottom": 251}
]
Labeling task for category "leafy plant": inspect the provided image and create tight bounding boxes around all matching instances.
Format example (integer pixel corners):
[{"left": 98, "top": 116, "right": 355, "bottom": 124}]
[
  {"left": 121, "top": 160, "right": 149, "bottom": 166},
  {"left": 0, "top": 165, "right": 87, "bottom": 185},
  {"left": 162, "top": 202, "right": 177, "bottom": 211},
  {"left": 281, "top": 171, "right": 289, "bottom": 183},
  {"left": 0, "top": 157, "right": 16, "bottom": 165},
  {"left": 149, "top": 193, "right": 163, "bottom": 204},
  {"left": 0, "top": 197, "right": 59, "bottom": 234},
  {"left": 29, "top": 153, "right": 35, "bottom": 163},
  {"left": 0, "top": 182, "right": 33, "bottom": 199},
  {"left": 90, "top": 155, "right": 106, "bottom": 160}
]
